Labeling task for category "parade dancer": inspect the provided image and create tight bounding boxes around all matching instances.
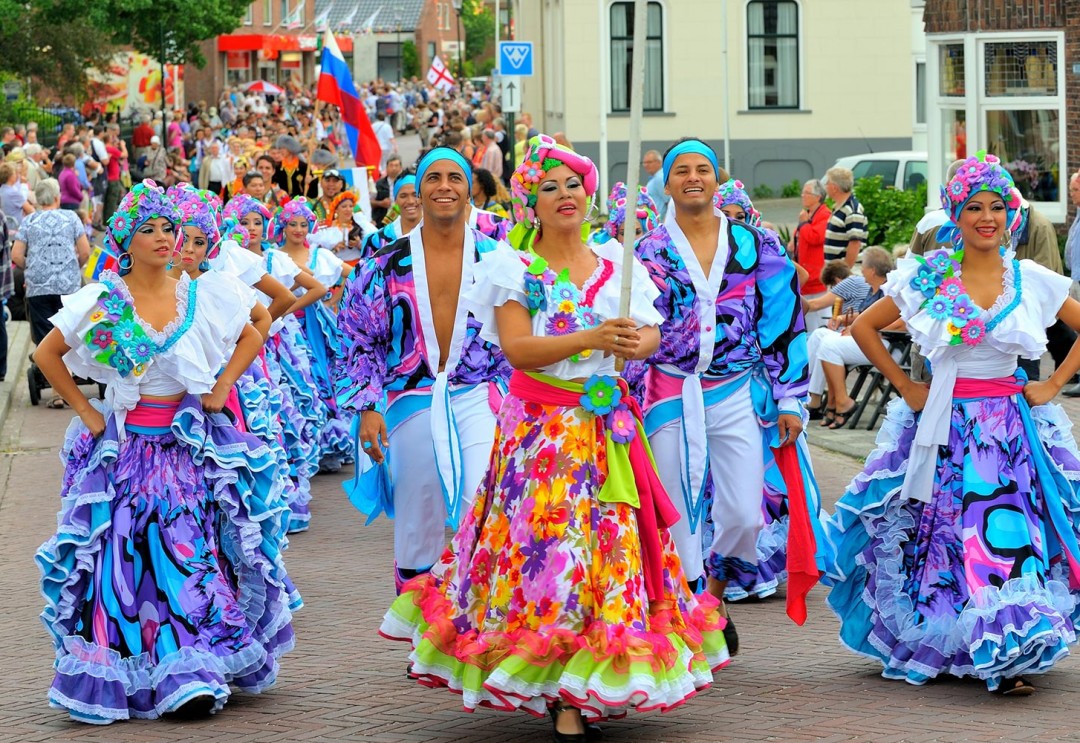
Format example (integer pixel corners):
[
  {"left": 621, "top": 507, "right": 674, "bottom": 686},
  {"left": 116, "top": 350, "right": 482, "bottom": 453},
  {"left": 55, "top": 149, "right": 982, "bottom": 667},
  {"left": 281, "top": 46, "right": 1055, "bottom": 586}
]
[
  {"left": 380, "top": 135, "right": 728, "bottom": 742},
  {"left": 707, "top": 177, "right": 825, "bottom": 602},
  {"left": 635, "top": 139, "right": 824, "bottom": 651},
  {"left": 225, "top": 194, "right": 328, "bottom": 532},
  {"left": 826, "top": 152, "right": 1080, "bottom": 696},
  {"left": 166, "top": 187, "right": 300, "bottom": 562},
  {"left": 34, "top": 181, "right": 297, "bottom": 723},
  {"left": 274, "top": 198, "right": 354, "bottom": 472},
  {"left": 336, "top": 147, "right": 510, "bottom": 593},
  {"left": 361, "top": 175, "right": 421, "bottom": 258}
]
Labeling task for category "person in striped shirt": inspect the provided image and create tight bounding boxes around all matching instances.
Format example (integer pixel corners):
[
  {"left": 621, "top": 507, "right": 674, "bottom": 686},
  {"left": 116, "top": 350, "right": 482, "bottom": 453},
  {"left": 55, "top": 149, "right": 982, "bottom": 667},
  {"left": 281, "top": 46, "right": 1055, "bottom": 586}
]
[{"left": 823, "top": 166, "right": 868, "bottom": 266}]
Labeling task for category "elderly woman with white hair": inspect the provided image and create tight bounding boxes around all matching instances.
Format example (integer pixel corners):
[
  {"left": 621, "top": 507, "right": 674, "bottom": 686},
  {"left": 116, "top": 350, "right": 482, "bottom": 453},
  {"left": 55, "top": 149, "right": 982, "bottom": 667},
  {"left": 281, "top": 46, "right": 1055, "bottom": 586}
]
[
  {"left": 11, "top": 178, "right": 90, "bottom": 367},
  {"left": 792, "top": 178, "right": 832, "bottom": 330}
]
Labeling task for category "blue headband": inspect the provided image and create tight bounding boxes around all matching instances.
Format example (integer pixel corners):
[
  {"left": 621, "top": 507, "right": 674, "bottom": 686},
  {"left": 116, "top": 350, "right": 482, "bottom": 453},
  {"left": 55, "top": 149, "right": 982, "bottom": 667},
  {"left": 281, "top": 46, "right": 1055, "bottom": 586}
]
[
  {"left": 662, "top": 140, "right": 719, "bottom": 184},
  {"left": 393, "top": 175, "right": 417, "bottom": 200},
  {"left": 414, "top": 147, "right": 473, "bottom": 193}
]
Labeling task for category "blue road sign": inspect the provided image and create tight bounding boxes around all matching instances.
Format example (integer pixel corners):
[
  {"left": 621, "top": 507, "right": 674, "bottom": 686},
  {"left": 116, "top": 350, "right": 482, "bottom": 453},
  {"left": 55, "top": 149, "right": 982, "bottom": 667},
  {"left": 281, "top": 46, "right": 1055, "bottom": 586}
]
[{"left": 498, "top": 41, "right": 534, "bottom": 77}]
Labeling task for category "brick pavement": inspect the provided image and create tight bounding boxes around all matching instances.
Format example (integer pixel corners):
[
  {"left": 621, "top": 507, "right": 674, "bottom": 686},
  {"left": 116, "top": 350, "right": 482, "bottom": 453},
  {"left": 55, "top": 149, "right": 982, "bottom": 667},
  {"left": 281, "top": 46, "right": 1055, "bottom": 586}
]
[{"left": 3, "top": 381, "right": 1080, "bottom": 742}]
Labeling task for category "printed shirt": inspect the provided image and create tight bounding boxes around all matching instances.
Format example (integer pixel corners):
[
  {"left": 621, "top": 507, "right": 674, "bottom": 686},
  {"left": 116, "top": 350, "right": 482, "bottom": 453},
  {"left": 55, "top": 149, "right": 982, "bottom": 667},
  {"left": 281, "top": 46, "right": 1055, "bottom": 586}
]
[
  {"left": 16, "top": 209, "right": 84, "bottom": 297},
  {"left": 335, "top": 227, "right": 511, "bottom": 411},
  {"left": 635, "top": 211, "right": 809, "bottom": 405}
]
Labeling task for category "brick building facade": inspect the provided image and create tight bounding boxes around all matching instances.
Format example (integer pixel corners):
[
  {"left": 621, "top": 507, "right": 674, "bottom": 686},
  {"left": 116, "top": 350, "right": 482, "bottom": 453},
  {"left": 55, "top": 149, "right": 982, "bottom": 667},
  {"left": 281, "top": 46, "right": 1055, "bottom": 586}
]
[{"left": 923, "top": 0, "right": 1076, "bottom": 222}]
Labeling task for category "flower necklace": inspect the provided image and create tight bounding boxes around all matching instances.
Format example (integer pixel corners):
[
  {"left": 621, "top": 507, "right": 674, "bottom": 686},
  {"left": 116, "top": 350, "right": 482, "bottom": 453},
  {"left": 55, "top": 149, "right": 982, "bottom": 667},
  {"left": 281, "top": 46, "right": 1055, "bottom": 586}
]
[{"left": 910, "top": 247, "right": 1021, "bottom": 347}]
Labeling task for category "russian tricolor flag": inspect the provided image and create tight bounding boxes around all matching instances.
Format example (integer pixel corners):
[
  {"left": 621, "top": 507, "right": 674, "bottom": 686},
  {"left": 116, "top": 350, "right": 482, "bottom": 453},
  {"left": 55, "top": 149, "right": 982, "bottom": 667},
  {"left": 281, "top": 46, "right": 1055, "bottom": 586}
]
[{"left": 318, "top": 30, "right": 383, "bottom": 178}]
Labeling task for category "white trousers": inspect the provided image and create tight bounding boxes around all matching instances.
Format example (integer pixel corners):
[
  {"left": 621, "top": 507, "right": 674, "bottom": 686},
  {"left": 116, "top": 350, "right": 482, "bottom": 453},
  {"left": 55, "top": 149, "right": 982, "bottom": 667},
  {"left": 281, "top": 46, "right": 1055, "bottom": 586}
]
[
  {"left": 803, "top": 293, "right": 832, "bottom": 334},
  {"left": 807, "top": 327, "right": 835, "bottom": 396},
  {"left": 649, "top": 379, "right": 764, "bottom": 582},
  {"left": 817, "top": 332, "right": 871, "bottom": 368},
  {"left": 388, "top": 386, "right": 496, "bottom": 570}
]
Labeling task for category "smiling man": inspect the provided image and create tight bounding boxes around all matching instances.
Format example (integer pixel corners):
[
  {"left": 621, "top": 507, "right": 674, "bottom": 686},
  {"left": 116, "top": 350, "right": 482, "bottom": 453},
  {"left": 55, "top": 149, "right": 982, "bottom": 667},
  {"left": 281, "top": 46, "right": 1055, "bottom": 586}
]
[
  {"left": 634, "top": 138, "right": 815, "bottom": 652},
  {"left": 336, "top": 147, "right": 511, "bottom": 593}
]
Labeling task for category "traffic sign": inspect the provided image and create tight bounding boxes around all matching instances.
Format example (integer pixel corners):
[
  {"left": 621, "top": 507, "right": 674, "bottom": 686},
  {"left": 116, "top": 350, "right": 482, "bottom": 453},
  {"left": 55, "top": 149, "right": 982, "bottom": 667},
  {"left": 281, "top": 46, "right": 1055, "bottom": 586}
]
[
  {"left": 3, "top": 81, "right": 21, "bottom": 102},
  {"left": 500, "top": 75, "right": 521, "bottom": 113},
  {"left": 498, "top": 41, "right": 534, "bottom": 77}
]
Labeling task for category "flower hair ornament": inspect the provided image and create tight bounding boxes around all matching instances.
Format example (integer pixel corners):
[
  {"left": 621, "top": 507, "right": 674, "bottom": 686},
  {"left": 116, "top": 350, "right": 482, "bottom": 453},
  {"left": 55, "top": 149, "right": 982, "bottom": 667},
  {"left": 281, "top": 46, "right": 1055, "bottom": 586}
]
[
  {"left": 508, "top": 134, "right": 599, "bottom": 252},
  {"left": 272, "top": 197, "right": 317, "bottom": 245},
  {"left": 715, "top": 178, "right": 762, "bottom": 227},
  {"left": 222, "top": 193, "right": 273, "bottom": 243},
  {"left": 167, "top": 185, "right": 222, "bottom": 264},
  {"left": 935, "top": 150, "right": 1024, "bottom": 249},
  {"left": 603, "top": 182, "right": 660, "bottom": 240},
  {"left": 216, "top": 216, "right": 250, "bottom": 255},
  {"left": 104, "top": 180, "right": 183, "bottom": 275}
]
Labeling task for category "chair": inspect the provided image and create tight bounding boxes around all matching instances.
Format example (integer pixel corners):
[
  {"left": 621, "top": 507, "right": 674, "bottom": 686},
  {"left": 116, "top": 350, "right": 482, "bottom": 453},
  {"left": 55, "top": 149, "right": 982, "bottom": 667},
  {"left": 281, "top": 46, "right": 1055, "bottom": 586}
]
[{"left": 845, "top": 331, "right": 913, "bottom": 430}]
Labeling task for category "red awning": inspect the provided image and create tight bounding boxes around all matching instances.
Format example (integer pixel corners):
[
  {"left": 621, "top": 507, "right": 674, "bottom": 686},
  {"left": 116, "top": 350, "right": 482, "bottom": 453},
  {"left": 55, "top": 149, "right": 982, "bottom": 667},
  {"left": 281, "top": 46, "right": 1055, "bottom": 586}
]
[{"left": 217, "top": 34, "right": 352, "bottom": 53}]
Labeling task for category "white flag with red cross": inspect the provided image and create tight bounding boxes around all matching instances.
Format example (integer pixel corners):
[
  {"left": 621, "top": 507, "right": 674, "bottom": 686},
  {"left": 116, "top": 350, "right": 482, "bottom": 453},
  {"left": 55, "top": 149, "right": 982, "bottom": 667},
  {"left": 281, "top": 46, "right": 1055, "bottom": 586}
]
[{"left": 426, "top": 56, "right": 456, "bottom": 93}]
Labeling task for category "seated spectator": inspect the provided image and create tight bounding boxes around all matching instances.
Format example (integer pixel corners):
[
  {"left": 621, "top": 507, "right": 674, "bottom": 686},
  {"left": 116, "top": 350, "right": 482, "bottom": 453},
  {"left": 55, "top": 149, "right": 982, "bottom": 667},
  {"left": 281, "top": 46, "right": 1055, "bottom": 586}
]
[{"left": 805, "top": 248, "right": 897, "bottom": 427}]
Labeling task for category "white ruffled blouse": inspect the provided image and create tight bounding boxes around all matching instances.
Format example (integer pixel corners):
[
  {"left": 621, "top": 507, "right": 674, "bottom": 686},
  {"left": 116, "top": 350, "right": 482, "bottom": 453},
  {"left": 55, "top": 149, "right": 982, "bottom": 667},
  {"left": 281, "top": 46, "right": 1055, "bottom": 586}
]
[
  {"left": 464, "top": 241, "right": 662, "bottom": 380},
  {"left": 51, "top": 269, "right": 254, "bottom": 432},
  {"left": 884, "top": 250, "right": 1071, "bottom": 503}
]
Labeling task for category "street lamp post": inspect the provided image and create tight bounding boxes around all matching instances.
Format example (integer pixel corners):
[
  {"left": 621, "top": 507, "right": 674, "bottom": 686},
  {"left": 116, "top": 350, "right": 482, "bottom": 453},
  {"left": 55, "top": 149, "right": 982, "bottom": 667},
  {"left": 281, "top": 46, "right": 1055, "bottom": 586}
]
[
  {"left": 451, "top": 0, "right": 464, "bottom": 81},
  {"left": 395, "top": 10, "right": 402, "bottom": 83}
]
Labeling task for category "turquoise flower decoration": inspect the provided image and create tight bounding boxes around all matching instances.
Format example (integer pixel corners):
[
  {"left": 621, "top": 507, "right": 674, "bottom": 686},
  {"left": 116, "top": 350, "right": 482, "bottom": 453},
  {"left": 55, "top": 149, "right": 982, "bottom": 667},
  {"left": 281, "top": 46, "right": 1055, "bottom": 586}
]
[
  {"left": 950, "top": 295, "right": 976, "bottom": 327},
  {"left": 580, "top": 375, "right": 622, "bottom": 415},
  {"left": 927, "top": 295, "right": 954, "bottom": 321},
  {"left": 524, "top": 275, "right": 546, "bottom": 316},
  {"left": 910, "top": 264, "right": 943, "bottom": 298}
]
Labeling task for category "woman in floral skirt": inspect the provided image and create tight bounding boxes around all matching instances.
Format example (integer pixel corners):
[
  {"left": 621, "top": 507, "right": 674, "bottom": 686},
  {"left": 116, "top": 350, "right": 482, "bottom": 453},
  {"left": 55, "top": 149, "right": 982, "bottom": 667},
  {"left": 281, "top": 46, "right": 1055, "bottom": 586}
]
[{"left": 380, "top": 135, "right": 728, "bottom": 742}]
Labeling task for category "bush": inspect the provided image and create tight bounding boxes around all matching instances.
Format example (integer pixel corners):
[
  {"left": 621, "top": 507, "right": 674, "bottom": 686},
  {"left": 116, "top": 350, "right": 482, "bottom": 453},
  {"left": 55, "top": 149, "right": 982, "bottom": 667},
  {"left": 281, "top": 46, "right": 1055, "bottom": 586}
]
[
  {"left": 852, "top": 176, "right": 928, "bottom": 248},
  {"left": 780, "top": 179, "right": 801, "bottom": 198},
  {"left": 752, "top": 183, "right": 775, "bottom": 200},
  {"left": 402, "top": 41, "right": 420, "bottom": 79}
]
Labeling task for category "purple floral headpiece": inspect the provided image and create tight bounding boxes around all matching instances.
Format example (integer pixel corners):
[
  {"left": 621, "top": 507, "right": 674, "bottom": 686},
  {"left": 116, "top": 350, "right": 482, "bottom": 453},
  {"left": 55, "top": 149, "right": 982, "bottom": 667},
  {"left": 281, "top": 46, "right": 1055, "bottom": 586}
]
[
  {"left": 272, "top": 198, "right": 317, "bottom": 245},
  {"left": 938, "top": 150, "right": 1023, "bottom": 239},
  {"left": 715, "top": 179, "right": 762, "bottom": 227},
  {"left": 603, "top": 182, "right": 659, "bottom": 240},
  {"left": 223, "top": 193, "right": 273, "bottom": 241},
  {"left": 218, "top": 217, "right": 250, "bottom": 251},
  {"left": 167, "top": 184, "right": 222, "bottom": 257},
  {"left": 105, "top": 179, "right": 183, "bottom": 261}
]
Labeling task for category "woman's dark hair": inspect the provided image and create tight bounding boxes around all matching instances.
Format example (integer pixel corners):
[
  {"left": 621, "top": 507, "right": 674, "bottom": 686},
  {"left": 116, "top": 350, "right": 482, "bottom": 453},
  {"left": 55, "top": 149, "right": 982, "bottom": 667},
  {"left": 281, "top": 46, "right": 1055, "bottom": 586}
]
[
  {"left": 472, "top": 168, "right": 497, "bottom": 202},
  {"left": 256, "top": 154, "right": 277, "bottom": 171},
  {"left": 820, "top": 259, "right": 853, "bottom": 287},
  {"left": 243, "top": 171, "right": 265, "bottom": 187}
]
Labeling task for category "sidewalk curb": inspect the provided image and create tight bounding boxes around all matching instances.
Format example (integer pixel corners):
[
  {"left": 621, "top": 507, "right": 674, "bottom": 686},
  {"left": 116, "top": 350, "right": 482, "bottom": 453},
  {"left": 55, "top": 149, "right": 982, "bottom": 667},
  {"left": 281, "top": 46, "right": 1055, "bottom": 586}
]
[
  {"left": 0, "top": 320, "right": 31, "bottom": 435},
  {"left": 805, "top": 423, "right": 877, "bottom": 464}
]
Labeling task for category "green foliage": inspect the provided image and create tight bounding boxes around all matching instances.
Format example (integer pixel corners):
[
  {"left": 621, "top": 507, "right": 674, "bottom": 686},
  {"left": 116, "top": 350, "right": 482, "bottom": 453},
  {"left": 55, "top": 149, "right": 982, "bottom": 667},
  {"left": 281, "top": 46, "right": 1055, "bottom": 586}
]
[
  {"left": 852, "top": 176, "right": 928, "bottom": 247},
  {"left": 780, "top": 179, "right": 801, "bottom": 198},
  {"left": 461, "top": 0, "right": 495, "bottom": 63},
  {"left": 402, "top": 41, "right": 420, "bottom": 79},
  {"left": 752, "top": 183, "right": 775, "bottom": 200},
  {"left": 0, "top": 0, "right": 115, "bottom": 99},
  {"left": 776, "top": 224, "right": 792, "bottom": 247},
  {"left": 477, "top": 58, "right": 497, "bottom": 76},
  {"left": 81, "top": 0, "right": 251, "bottom": 67}
]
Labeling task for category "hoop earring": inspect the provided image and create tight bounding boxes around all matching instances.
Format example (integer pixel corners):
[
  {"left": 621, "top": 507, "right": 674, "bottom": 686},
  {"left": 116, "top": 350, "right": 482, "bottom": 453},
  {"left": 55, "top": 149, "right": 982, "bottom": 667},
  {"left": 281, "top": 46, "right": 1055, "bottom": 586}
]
[
  {"left": 1001, "top": 230, "right": 1013, "bottom": 254},
  {"left": 117, "top": 252, "right": 133, "bottom": 273}
]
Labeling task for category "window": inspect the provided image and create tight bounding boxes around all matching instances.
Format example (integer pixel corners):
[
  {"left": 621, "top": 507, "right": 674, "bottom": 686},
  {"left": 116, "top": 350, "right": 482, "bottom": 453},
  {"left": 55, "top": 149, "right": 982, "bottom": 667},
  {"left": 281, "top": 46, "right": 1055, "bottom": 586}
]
[
  {"left": 244, "top": 4, "right": 253, "bottom": 24},
  {"left": 851, "top": 160, "right": 899, "bottom": 187},
  {"left": 280, "top": 0, "right": 289, "bottom": 23},
  {"left": 428, "top": 41, "right": 437, "bottom": 63},
  {"left": 378, "top": 42, "right": 403, "bottom": 82},
  {"left": 939, "top": 43, "right": 965, "bottom": 96},
  {"left": 609, "top": 1, "right": 664, "bottom": 112},
  {"left": 987, "top": 108, "right": 1060, "bottom": 201},
  {"left": 903, "top": 160, "right": 928, "bottom": 190},
  {"left": 746, "top": 0, "right": 799, "bottom": 109},
  {"left": 915, "top": 61, "right": 926, "bottom": 124},
  {"left": 984, "top": 41, "right": 1057, "bottom": 97},
  {"left": 264, "top": 0, "right": 273, "bottom": 25}
]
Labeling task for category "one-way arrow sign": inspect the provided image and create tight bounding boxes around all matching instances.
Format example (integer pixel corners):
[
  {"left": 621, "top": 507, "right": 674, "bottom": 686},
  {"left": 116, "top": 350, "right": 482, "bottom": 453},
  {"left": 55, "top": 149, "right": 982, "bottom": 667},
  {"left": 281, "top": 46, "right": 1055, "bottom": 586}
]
[{"left": 500, "top": 75, "right": 521, "bottom": 113}]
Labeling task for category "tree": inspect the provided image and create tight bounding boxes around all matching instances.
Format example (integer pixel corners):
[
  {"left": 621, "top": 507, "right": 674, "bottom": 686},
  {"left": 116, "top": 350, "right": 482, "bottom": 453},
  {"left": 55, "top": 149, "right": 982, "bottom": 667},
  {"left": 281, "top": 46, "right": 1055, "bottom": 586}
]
[
  {"left": 0, "top": 0, "right": 116, "bottom": 99},
  {"left": 402, "top": 41, "right": 420, "bottom": 79},
  {"left": 460, "top": 0, "right": 495, "bottom": 63},
  {"left": 81, "top": 0, "right": 251, "bottom": 67}
]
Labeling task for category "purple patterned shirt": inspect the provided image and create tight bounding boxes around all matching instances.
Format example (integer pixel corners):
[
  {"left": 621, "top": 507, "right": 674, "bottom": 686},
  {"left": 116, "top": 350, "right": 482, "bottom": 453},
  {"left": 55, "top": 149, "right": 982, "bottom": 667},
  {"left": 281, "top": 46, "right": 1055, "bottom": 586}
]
[{"left": 636, "top": 217, "right": 808, "bottom": 403}]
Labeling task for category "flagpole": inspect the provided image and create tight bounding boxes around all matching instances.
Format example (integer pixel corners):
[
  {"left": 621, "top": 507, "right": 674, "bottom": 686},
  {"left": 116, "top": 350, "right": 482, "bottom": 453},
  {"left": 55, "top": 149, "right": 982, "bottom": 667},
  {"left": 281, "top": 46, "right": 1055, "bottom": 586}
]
[{"left": 614, "top": 0, "right": 649, "bottom": 373}]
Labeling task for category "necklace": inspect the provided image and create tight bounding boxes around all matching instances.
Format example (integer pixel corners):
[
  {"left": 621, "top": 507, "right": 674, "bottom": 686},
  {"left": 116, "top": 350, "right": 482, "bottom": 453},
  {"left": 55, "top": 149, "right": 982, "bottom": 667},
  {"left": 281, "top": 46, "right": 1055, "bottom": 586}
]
[{"left": 910, "top": 247, "right": 1020, "bottom": 347}]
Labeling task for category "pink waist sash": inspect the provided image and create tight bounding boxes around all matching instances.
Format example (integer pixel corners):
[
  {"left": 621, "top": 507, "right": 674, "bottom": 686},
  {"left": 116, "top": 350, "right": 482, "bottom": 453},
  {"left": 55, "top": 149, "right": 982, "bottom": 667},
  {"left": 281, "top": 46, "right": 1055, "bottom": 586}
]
[
  {"left": 126, "top": 399, "right": 182, "bottom": 432},
  {"left": 952, "top": 376, "right": 1023, "bottom": 399}
]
